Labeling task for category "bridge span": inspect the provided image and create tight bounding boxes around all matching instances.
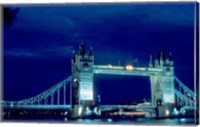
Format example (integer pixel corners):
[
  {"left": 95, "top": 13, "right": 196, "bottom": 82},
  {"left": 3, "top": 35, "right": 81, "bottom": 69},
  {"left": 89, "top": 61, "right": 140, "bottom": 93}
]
[
  {"left": 1, "top": 43, "right": 196, "bottom": 118},
  {"left": 93, "top": 65, "right": 162, "bottom": 76}
]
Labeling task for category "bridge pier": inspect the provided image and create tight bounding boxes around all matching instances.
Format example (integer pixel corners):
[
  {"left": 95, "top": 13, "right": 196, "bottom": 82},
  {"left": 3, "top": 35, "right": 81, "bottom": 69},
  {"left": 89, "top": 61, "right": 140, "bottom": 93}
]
[
  {"left": 156, "top": 104, "right": 175, "bottom": 118},
  {"left": 71, "top": 105, "right": 101, "bottom": 118}
]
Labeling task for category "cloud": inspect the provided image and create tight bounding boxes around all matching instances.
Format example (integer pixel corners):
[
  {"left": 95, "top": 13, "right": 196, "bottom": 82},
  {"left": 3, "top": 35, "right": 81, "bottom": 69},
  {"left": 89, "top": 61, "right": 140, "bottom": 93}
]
[
  {"left": 4, "top": 4, "right": 195, "bottom": 63},
  {"left": 5, "top": 4, "right": 194, "bottom": 48},
  {"left": 5, "top": 49, "right": 40, "bottom": 57},
  {"left": 42, "top": 45, "right": 74, "bottom": 56},
  {"left": 5, "top": 45, "right": 74, "bottom": 58}
]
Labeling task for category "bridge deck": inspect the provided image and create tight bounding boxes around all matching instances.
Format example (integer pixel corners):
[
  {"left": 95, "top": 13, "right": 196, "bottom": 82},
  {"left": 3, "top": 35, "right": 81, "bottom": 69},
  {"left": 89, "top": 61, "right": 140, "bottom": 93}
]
[
  {"left": 93, "top": 65, "right": 162, "bottom": 76},
  {"left": 2, "top": 105, "right": 72, "bottom": 109},
  {"left": 2, "top": 104, "right": 155, "bottom": 111}
]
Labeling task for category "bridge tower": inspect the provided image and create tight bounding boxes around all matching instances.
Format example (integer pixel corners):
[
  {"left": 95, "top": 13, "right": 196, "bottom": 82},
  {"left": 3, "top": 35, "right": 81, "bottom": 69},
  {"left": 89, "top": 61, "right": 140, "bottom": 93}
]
[
  {"left": 150, "top": 49, "right": 175, "bottom": 117},
  {"left": 71, "top": 42, "right": 96, "bottom": 118}
]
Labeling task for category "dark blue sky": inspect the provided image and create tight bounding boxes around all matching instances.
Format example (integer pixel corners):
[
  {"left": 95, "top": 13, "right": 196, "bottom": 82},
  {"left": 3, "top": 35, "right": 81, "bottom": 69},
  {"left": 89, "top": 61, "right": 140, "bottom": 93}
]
[{"left": 3, "top": 3, "right": 196, "bottom": 104}]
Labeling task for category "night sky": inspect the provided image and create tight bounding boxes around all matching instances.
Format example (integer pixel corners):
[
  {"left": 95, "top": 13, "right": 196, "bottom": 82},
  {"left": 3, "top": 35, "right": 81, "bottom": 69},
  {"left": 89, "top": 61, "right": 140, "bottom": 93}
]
[{"left": 3, "top": 2, "right": 196, "bottom": 105}]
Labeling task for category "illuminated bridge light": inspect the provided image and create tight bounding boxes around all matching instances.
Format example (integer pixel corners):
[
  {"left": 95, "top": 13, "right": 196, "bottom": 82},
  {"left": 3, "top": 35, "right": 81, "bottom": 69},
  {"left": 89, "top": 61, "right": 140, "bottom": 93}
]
[
  {"left": 73, "top": 78, "right": 77, "bottom": 82},
  {"left": 165, "top": 109, "right": 170, "bottom": 116},
  {"left": 108, "top": 65, "right": 112, "bottom": 69},
  {"left": 126, "top": 65, "right": 133, "bottom": 71}
]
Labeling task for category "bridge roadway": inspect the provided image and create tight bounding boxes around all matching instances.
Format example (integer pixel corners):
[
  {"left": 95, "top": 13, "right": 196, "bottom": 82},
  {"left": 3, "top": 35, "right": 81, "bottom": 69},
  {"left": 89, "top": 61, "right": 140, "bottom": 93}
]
[
  {"left": 2, "top": 104, "right": 71, "bottom": 109},
  {"left": 2, "top": 103, "right": 155, "bottom": 112},
  {"left": 93, "top": 65, "right": 162, "bottom": 76}
]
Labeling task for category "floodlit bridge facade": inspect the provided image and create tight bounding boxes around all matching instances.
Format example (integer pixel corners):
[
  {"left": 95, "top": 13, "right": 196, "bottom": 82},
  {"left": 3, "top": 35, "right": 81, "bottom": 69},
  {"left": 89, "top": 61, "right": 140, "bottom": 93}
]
[{"left": 1, "top": 43, "right": 196, "bottom": 118}]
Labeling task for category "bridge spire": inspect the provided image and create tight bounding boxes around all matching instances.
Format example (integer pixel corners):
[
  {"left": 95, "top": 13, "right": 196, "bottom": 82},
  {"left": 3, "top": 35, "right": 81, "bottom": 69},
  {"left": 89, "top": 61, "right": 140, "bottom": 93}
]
[
  {"left": 156, "top": 48, "right": 166, "bottom": 67},
  {"left": 72, "top": 50, "right": 76, "bottom": 63},
  {"left": 79, "top": 40, "right": 86, "bottom": 56},
  {"left": 169, "top": 52, "right": 173, "bottom": 61},
  {"left": 149, "top": 55, "right": 153, "bottom": 67},
  {"left": 169, "top": 52, "right": 174, "bottom": 66},
  {"left": 89, "top": 46, "right": 93, "bottom": 56}
]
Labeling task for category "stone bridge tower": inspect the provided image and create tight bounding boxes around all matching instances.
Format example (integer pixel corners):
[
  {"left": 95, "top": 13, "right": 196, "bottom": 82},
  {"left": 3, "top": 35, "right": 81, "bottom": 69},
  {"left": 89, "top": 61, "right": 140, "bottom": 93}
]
[
  {"left": 150, "top": 49, "right": 175, "bottom": 117},
  {"left": 71, "top": 42, "right": 96, "bottom": 118}
]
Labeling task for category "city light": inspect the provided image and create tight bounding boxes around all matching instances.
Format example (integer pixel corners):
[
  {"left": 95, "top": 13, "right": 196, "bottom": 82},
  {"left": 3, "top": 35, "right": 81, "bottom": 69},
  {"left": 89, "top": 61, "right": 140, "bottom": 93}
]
[
  {"left": 73, "top": 78, "right": 77, "bottom": 82},
  {"left": 108, "top": 65, "right": 112, "bottom": 69},
  {"left": 173, "top": 108, "right": 179, "bottom": 116},
  {"left": 107, "top": 118, "right": 113, "bottom": 122},
  {"left": 165, "top": 109, "right": 170, "bottom": 116},
  {"left": 63, "top": 111, "right": 68, "bottom": 116},
  {"left": 109, "top": 111, "right": 145, "bottom": 116},
  {"left": 125, "top": 65, "right": 133, "bottom": 71},
  {"left": 86, "top": 107, "right": 92, "bottom": 115},
  {"left": 93, "top": 107, "right": 101, "bottom": 115},
  {"left": 64, "top": 117, "right": 68, "bottom": 121},
  {"left": 78, "top": 106, "right": 83, "bottom": 116}
]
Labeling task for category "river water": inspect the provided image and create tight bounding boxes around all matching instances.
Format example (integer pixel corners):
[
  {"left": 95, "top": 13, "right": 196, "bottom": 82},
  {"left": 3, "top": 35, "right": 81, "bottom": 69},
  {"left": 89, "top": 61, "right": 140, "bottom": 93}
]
[{"left": 3, "top": 114, "right": 197, "bottom": 125}]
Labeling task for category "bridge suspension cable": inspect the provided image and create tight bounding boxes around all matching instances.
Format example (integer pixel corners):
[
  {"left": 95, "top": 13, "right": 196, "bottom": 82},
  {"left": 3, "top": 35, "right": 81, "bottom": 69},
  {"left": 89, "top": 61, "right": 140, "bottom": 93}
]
[
  {"left": 174, "top": 76, "right": 196, "bottom": 107},
  {"left": 174, "top": 76, "right": 196, "bottom": 97},
  {"left": 6, "top": 76, "right": 72, "bottom": 106},
  {"left": 174, "top": 89, "right": 195, "bottom": 106}
]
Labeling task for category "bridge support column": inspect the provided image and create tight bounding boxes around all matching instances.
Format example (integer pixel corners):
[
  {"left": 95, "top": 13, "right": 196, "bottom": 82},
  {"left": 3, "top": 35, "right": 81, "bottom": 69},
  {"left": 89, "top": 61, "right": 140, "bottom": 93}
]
[
  {"left": 150, "top": 50, "right": 175, "bottom": 117},
  {"left": 70, "top": 43, "right": 100, "bottom": 118}
]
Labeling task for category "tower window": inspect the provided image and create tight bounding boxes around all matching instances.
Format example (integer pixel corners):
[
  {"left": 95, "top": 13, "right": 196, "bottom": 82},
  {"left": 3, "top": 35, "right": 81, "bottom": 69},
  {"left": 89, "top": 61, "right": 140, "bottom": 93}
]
[{"left": 83, "top": 63, "right": 89, "bottom": 67}]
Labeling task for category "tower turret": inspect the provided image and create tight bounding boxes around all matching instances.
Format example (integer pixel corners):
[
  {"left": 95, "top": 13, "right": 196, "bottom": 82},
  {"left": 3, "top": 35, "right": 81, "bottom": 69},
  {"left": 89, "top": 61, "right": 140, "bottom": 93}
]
[
  {"left": 89, "top": 46, "right": 93, "bottom": 56},
  {"left": 79, "top": 41, "right": 86, "bottom": 56},
  {"left": 169, "top": 52, "right": 173, "bottom": 66},
  {"left": 89, "top": 46, "right": 94, "bottom": 61},
  {"left": 149, "top": 55, "right": 153, "bottom": 67},
  {"left": 72, "top": 50, "right": 76, "bottom": 63},
  {"left": 156, "top": 49, "right": 166, "bottom": 67}
]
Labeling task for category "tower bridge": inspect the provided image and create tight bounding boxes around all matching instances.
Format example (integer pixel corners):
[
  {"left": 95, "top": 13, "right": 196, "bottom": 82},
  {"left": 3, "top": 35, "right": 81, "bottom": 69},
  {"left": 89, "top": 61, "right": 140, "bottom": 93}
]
[{"left": 1, "top": 43, "right": 196, "bottom": 118}]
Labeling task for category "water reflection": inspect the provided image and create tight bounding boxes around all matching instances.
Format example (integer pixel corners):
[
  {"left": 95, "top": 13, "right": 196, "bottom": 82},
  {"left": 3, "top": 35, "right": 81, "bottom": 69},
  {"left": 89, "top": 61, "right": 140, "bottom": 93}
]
[
  {"left": 107, "top": 118, "right": 113, "bottom": 122},
  {"left": 70, "top": 117, "right": 196, "bottom": 125},
  {"left": 4, "top": 114, "right": 196, "bottom": 125}
]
